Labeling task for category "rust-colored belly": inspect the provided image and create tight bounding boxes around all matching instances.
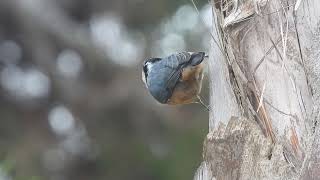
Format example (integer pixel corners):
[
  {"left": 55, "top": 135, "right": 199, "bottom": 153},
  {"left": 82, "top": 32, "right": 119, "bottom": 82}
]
[{"left": 167, "top": 63, "right": 204, "bottom": 105}]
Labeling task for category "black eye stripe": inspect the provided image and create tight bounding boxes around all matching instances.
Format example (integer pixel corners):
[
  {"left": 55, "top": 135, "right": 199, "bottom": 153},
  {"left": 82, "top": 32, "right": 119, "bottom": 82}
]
[
  {"left": 147, "top": 58, "right": 162, "bottom": 63},
  {"left": 143, "top": 63, "right": 148, "bottom": 80}
]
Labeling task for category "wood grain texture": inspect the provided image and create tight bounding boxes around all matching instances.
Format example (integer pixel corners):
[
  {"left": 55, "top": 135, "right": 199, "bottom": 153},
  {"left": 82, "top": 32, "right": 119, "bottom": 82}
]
[{"left": 197, "top": 0, "right": 320, "bottom": 179}]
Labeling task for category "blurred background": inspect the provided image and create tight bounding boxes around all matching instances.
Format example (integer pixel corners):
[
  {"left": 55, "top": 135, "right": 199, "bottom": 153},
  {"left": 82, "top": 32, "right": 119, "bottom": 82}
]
[{"left": 0, "top": 0, "right": 212, "bottom": 179}]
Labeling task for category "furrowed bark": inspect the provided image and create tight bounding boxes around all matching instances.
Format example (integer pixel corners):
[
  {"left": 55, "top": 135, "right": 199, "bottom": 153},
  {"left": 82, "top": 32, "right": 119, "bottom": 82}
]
[{"left": 195, "top": 0, "right": 320, "bottom": 179}]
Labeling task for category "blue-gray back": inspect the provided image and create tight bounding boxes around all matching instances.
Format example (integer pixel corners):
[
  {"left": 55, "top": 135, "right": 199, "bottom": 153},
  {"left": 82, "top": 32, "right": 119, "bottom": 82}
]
[{"left": 146, "top": 52, "right": 191, "bottom": 103}]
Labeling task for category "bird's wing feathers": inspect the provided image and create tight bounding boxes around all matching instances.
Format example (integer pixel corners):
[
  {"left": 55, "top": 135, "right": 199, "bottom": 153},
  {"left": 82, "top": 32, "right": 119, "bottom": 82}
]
[
  {"left": 164, "top": 52, "right": 191, "bottom": 69},
  {"left": 155, "top": 52, "right": 191, "bottom": 102},
  {"left": 145, "top": 52, "right": 204, "bottom": 103}
]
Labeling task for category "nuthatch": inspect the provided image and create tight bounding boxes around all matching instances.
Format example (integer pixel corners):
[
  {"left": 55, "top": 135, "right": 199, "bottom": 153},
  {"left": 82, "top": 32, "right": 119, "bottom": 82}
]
[{"left": 142, "top": 52, "right": 209, "bottom": 110}]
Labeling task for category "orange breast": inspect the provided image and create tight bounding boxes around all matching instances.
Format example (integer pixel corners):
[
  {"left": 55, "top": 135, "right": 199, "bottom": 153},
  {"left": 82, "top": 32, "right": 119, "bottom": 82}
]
[{"left": 167, "top": 63, "right": 204, "bottom": 105}]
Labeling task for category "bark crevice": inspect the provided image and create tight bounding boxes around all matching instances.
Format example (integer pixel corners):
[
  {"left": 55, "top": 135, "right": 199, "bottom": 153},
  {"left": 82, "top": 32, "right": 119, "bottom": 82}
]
[
  {"left": 198, "top": 0, "right": 320, "bottom": 179},
  {"left": 195, "top": 117, "right": 295, "bottom": 180}
]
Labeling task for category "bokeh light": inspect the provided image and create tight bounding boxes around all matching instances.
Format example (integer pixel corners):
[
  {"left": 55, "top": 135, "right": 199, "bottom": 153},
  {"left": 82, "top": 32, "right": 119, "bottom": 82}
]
[
  {"left": 56, "top": 49, "right": 83, "bottom": 78},
  {"left": 48, "top": 105, "right": 75, "bottom": 136},
  {"left": 0, "top": 66, "right": 50, "bottom": 99},
  {"left": 90, "top": 14, "right": 145, "bottom": 66},
  {"left": 0, "top": 1, "right": 210, "bottom": 180},
  {"left": 0, "top": 40, "right": 22, "bottom": 65}
]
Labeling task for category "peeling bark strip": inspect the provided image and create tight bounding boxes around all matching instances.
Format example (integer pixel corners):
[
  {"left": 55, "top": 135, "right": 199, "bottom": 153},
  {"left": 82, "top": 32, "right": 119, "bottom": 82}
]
[
  {"left": 197, "top": 117, "right": 294, "bottom": 180},
  {"left": 197, "top": 0, "right": 320, "bottom": 179},
  {"left": 211, "top": 0, "right": 312, "bottom": 163}
]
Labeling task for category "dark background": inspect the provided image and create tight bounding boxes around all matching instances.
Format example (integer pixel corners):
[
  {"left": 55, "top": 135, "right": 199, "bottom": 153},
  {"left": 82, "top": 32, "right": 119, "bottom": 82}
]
[{"left": 0, "top": 0, "right": 212, "bottom": 179}]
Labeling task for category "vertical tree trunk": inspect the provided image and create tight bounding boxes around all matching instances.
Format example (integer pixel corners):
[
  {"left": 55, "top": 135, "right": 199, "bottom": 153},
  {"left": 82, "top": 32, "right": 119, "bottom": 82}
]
[{"left": 195, "top": 0, "right": 320, "bottom": 179}]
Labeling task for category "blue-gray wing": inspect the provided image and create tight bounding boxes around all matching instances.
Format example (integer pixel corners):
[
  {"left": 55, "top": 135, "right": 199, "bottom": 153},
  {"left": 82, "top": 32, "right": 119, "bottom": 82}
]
[
  {"left": 146, "top": 52, "right": 191, "bottom": 103},
  {"left": 161, "top": 51, "right": 205, "bottom": 68},
  {"left": 162, "top": 52, "right": 191, "bottom": 69}
]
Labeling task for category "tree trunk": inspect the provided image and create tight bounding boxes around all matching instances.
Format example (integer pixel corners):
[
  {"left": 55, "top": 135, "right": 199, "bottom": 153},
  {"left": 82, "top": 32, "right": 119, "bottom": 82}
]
[{"left": 195, "top": 0, "right": 320, "bottom": 179}]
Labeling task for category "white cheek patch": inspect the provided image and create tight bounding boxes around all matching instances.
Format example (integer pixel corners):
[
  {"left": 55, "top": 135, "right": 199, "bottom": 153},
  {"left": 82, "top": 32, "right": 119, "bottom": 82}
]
[
  {"left": 142, "top": 70, "right": 146, "bottom": 85},
  {"left": 145, "top": 62, "right": 154, "bottom": 71},
  {"left": 142, "top": 62, "right": 154, "bottom": 86}
]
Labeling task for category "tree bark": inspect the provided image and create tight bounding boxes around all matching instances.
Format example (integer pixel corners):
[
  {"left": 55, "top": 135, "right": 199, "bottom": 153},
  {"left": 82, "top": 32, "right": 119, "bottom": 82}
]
[{"left": 195, "top": 0, "right": 320, "bottom": 179}]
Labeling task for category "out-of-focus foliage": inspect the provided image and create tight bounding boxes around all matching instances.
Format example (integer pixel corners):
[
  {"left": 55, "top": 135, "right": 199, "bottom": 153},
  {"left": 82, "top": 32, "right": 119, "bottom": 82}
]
[{"left": 0, "top": 0, "right": 212, "bottom": 179}]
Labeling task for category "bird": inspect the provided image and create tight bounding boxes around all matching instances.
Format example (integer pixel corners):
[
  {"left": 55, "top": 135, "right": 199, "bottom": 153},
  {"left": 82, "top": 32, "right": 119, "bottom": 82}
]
[{"left": 142, "top": 51, "right": 209, "bottom": 110}]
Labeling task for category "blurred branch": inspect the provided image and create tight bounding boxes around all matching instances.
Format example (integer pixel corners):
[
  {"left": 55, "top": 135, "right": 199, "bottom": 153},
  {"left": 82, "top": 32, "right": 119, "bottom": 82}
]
[
  {"left": 0, "top": 0, "right": 134, "bottom": 108},
  {"left": 0, "top": 0, "right": 119, "bottom": 73}
]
